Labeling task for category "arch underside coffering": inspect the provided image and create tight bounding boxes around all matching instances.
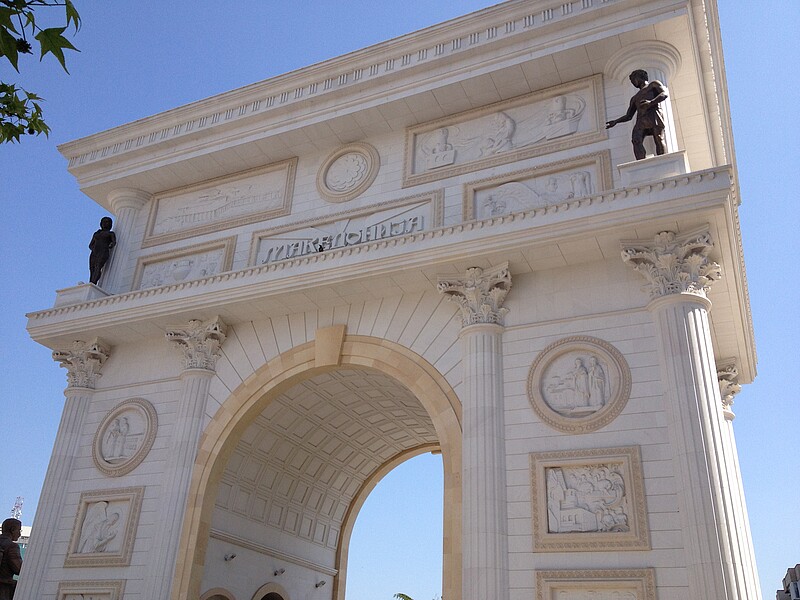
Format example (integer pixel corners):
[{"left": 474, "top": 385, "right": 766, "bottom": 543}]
[{"left": 172, "top": 335, "right": 462, "bottom": 600}]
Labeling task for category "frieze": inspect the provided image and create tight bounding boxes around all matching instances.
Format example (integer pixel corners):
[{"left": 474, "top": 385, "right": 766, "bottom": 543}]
[
  {"left": 527, "top": 336, "right": 631, "bottom": 434},
  {"left": 133, "top": 237, "right": 236, "bottom": 290},
  {"left": 535, "top": 569, "right": 656, "bottom": 600},
  {"left": 403, "top": 75, "right": 606, "bottom": 187},
  {"left": 530, "top": 446, "right": 650, "bottom": 552},
  {"left": 250, "top": 191, "right": 443, "bottom": 266},
  {"left": 463, "top": 151, "right": 612, "bottom": 221},
  {"left": 64, "top": 487, "right": 144, "bottom": 567},
  {"left": 143, "top": 159, "right": 296, "bottom": 247},
  {"left": 92, "top": 398, "right": 158, "bottom": 477}
]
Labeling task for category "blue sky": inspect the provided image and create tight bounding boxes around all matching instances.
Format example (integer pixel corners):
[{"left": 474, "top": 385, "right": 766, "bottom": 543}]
[{"left": 1, "top": 2, "right": 797, "bottom": 599}]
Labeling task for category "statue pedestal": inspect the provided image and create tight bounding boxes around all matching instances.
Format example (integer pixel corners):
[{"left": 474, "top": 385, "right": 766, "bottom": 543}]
[
  {"left": 618, "top": 150, "right": 690, "bottom": 187},
  {"left": 54, "top": 282, "right": 111, "bottom": 307}
]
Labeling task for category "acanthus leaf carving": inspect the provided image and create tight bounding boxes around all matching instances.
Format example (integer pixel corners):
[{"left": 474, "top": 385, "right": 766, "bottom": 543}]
[
  {"left": 717, "top": 361, "right": 742, "bottom": 420},
  {"left": 437, "top": 262, "right": 511, "bottom": 326},
  {"left": 52, "top": 338, "right": 111, "bottom": 389},
  {"left": 165, "top": 316, "right": 227, "bottom": 371},
  {"left": 620, "top": 227, "right": 722, "bottom": 299}
]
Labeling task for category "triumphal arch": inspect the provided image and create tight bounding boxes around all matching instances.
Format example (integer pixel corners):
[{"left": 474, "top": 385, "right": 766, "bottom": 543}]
[{"left": 22, "top": 0, "right": 761, "bottom": 599}]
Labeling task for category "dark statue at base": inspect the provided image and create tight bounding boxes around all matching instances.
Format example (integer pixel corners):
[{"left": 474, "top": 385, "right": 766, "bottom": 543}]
[
  {"left": 606, "top": 69, "right": 669, "bottom": 160},
  {"left": 89, "top": 216, "right": 116, "bottom": 286}
]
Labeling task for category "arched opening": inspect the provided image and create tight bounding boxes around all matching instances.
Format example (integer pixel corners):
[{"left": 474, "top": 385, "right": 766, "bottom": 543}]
[
  {"left": 345, "top": 452, "right": 443, "bottom": 600},
  {"left": 180, "top": 335, "right": 461, "bottom": 600}
]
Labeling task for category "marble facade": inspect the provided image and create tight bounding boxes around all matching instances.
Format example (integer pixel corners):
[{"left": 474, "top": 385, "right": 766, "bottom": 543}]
[{"left": 23, "top": 1, "right": 760, "bottom": 599}]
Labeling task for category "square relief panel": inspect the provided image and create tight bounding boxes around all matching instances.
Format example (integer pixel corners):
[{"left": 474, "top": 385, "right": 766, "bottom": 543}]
[
  {"left": 530, "top": 447, "right": 649, "bottom": 552},
  {"left": 403, "top": 75, "right": 606, "bottom": 187},
  {"left": 536, "top": 569, "right": 656, "bottom": 600},
  {"left": 64, "top": 487, "right": 143, "bottom": 567},
  {"left": 132, "top": 237, "right": 235, "bottom": 290},
  {"left": 57, "top": 579, "right": 125, "bottom": 600},
  {"left": 463, "top": 151, "right": 612, "bottom": 220},
  {"left": 143, "top": 158, "right": 297, "bottom": 247}
]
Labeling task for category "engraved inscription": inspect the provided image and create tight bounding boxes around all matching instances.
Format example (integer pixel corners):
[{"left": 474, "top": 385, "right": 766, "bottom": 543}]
[{"left": 546, "top": 463, "right": 630, "bottom": 534}]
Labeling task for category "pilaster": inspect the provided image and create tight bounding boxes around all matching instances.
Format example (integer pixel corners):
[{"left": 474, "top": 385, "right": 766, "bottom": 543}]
[
  {"left": 438, "top": 263, "right": 510, "bottom": 600},
  {"left": 102, "top": 187, "right": 150, "bottom": 293},
  {"left": 622, "top": 228, "right": 753, "bottom": 600},
  {"left": 16, "top": 339, "right": 110, "bottom": 599},
  {"left": 146, "top": 317, "right": 227, "bottom": 600}
]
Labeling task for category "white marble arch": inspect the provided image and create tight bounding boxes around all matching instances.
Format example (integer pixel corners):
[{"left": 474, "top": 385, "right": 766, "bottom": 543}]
[{"left": 171, "top": 335, "right": 463, "bottom": 600}]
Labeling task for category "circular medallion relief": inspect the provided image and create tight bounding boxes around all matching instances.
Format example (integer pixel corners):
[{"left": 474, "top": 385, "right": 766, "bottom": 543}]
[
  {"left": 527, "top": 336, "right": 631, "bottom": 434},
  {"left": 92, "top": 398, "right": 158, "bottom": 477},
  {"left": 316, "top": 143, "right": 380, "bottom": 203}
]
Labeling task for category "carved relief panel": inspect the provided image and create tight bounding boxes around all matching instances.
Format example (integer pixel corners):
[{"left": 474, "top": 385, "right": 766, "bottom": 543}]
[
  {"left": 535, "top": 569, "right": 656, "bottom": 600},
  {"left": 403, "top": 75, "right": 606, "bottom": 187},
  {"left": 530, "top": 447, "right": 650, "bottom": 552},
  {"left": 463, "top": 151, "right": 612, "bottom": 220},
  {"left": 528, "top": 336, "right": 631, "bottom": 434},
  {"left": 65, "top": 487, "right": 144, "bottom": 567},
  {"left": 57, "top": 580, "right": 126, "bottom": 600},
  {"left": 133, "top": 237, "right": 235, "bottom": 290},
  {"left": 143, "top": 158, "right": 297, "bottom": 247},
  {"left": 92, "top": 398, "right": 157, "bottom": 477}
]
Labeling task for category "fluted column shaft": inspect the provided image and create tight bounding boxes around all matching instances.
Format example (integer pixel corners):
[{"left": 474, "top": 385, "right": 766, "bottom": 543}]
[
  {"left": 648, "top": 293, "right": 739, "bottom": 599},
  {"left": 145, "top": 317, "right": 226, "bottom": 600},
  {"left": 16, "top": 340, "right": 110, "bottom": 599},
  {"left": 460, "top": 322, "right": 509, "bottom": 600},
  {"left": 145, "top": 368, "right": 214, "bottom": 600},
  {"left": 438, "top": 263, "right": 511, "bottom": 600},
  {"left": 102, "top": 188, "right": 150, "bottom": 293}
]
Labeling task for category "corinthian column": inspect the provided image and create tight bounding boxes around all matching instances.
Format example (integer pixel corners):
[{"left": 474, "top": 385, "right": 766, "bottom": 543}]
[
  {"left": 101, "top": 187, "right": 150, "bottom": 293},
  {"left": 16, "top": 340, "right": 110, "bottom": 599},
  {"left": 438, "top": 263, "right": 511, "bottom": 600},
  {"left": 622, "top": 227, "right": 751, "bottom": 600},
  {"left": 145, "top": 317, "right": 227, "bottom": 600}
]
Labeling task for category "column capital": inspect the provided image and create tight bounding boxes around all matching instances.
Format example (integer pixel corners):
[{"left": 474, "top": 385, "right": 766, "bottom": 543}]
[
  {"left": 165, "top": 316, "right": 227, "bottom": 371},
  {"left": 107, "top": 187, "right": 151, "bottom": 213},
  {"left": 621, "top": 227, "right": 722, "bottom": 300},
  {"left": 717, "top": 361, "right": 742, "bottom": 421},
  {"left": 437, "top": 262, "right": 511, "bottom": 327},
  {"left": 52, "top": 338, "right": 110, "bottom": 389}
]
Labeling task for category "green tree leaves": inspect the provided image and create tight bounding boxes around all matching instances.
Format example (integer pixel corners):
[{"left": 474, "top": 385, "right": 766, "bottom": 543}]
[{"left": 0, "top": 0, "right": 80, "bottom": 143}]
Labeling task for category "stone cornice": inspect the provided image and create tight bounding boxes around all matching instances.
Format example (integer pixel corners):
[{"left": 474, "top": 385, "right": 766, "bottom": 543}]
[
  {"left": 27, "top": 167, "right": 733, "bottom": 328},
  {"left": 26, "top": 166, "right": 730, "bottom": 328},
  {"left": 58, "top": 0, "right": 646, "bottom": 174}
]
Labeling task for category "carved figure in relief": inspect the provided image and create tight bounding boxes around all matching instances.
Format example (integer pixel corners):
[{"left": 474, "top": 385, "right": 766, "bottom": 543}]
[
  {"left": 424, "top": 128, "right": 457, "bottom": 169},
  {"left": 569, "top": 358, "right": 590, "bottom": 407},
  {"left": 588, "top": 356, "right": 607, "bottom": 408},
  {"left": 606, "top": 69, "right": 668, "bottom": 160},
  {"left": 88, "top": 217, "right": 116, "bottom": 286},
  {"left": 480, "top": 112, "right": 515, "bottom": 156},
  {"left": 569, "top": 170, "right": 593, "bottom": 198},
  {"left": 77, "top": 502, "right": 120, "bottom": 553},
  {"left": 546, "top": 465, "right": 629, "bottom": 534},
  {"left": 544, "top": 95, "right": 586, "bottom": 140}
]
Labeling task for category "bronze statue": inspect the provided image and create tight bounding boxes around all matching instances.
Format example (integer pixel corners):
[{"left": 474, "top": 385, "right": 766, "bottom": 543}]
[
  {"left": 606, "top": 69, "right": 668, "bottom": 160},
  {"left": 0, "top": 518, "right": 23, "bottom": 600},
  {"left": 89, "top": 216, "right": 116, "bottom": 286}
]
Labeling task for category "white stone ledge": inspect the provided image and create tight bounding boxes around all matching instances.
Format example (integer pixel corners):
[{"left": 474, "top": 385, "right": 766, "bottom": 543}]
[{"left": 27, "top": 166, "right": 734, "bottom": 342}]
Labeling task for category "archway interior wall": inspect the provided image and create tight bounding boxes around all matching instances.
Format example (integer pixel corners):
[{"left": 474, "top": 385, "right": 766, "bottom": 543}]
[{"left": 181, "top": 328, "right": 463, "bottom": 600}]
